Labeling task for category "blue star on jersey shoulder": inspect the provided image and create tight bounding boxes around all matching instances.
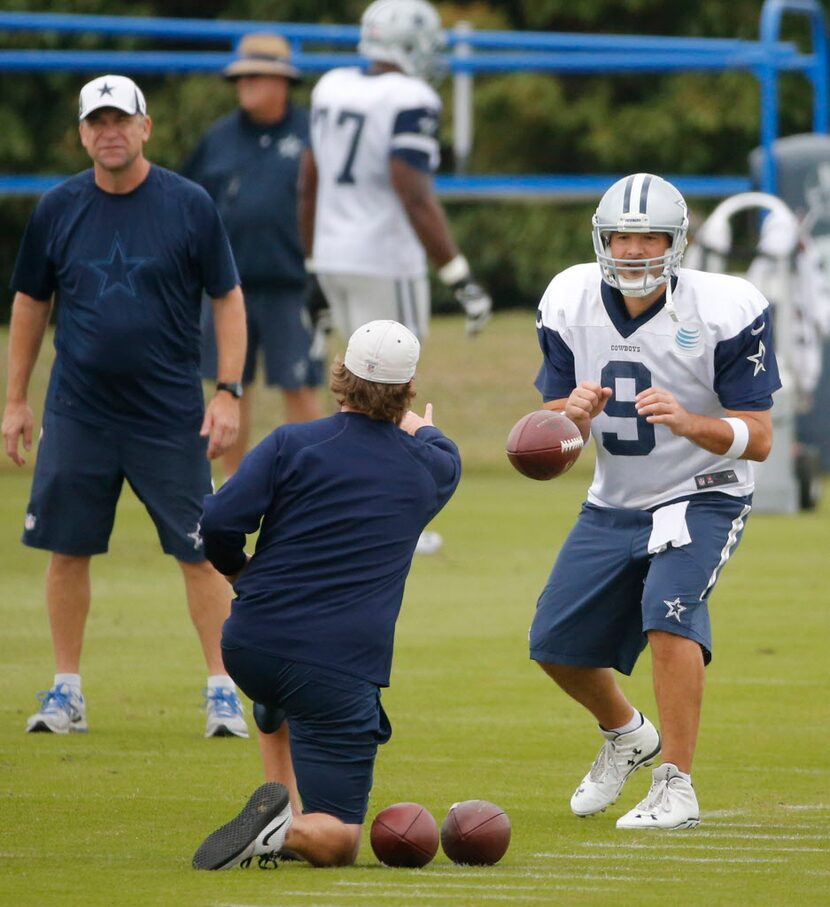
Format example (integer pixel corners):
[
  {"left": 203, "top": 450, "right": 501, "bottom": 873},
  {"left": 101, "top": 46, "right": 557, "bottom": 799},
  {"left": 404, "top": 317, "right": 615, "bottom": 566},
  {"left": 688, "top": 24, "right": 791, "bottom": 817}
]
[{"left": 85, "top": 233, "right": 151, "bottom": 300}]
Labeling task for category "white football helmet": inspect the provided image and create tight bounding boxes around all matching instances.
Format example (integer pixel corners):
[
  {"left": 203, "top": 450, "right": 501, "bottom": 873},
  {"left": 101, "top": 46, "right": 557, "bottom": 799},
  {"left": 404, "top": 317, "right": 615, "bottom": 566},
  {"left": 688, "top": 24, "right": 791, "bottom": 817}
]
[
  {"left": 358, "top": 0, "right": 445, "bottom": 80},
  {"left": 592, "top": 173, "right": 689, "bottom": 297}
]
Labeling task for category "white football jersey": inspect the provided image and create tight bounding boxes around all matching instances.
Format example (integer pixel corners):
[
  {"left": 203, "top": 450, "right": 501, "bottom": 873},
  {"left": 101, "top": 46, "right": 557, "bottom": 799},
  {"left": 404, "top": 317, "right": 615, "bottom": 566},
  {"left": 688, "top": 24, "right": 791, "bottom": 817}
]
[
  {"left": 310, "top": 67, "right": 441, "bottom": 278},
  {"left": 536, "top": 264, "right": 782, "bottom": 510}
]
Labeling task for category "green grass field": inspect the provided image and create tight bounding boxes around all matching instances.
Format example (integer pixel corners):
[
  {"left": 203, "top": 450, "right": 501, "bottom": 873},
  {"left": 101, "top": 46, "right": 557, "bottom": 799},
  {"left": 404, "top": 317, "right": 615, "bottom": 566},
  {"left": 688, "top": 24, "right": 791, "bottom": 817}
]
[{"left": 1, "top": 313, "right": 828, "bottom": 906}]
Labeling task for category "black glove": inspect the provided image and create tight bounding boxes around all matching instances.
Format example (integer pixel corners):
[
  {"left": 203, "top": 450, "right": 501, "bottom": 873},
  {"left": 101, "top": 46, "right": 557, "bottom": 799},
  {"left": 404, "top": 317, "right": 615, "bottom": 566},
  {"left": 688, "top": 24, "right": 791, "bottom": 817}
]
[
  {"left": 305, "top": 274, "right": 330, "bottom": 330},
  {"left": 305, "top": 275, "right": 332, "bottom": 360},
  {"left": 452, "top": 279, "right": 492, "bottom": 336}
]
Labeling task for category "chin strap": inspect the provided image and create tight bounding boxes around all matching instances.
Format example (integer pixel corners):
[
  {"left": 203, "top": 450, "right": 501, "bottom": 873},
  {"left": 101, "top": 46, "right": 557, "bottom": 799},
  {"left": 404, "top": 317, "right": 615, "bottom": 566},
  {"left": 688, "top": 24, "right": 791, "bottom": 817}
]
[{"left": 664, "top": 273, "right": 679, "bottom": 323}]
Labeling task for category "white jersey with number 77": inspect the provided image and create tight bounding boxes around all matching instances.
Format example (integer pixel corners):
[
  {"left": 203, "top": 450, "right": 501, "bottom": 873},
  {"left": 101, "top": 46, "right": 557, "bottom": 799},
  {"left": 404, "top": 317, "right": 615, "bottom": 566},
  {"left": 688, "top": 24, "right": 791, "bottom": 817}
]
[{"left": 310, "top": 66, "right": 441, "bottom": 279}]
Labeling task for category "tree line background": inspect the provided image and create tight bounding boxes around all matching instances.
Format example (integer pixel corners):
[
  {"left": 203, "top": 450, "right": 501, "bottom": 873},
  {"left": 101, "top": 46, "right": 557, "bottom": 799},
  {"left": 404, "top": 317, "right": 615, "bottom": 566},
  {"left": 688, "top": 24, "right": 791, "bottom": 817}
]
[{"left": 0, "top": 0, "right": 827, "bottom": 318}]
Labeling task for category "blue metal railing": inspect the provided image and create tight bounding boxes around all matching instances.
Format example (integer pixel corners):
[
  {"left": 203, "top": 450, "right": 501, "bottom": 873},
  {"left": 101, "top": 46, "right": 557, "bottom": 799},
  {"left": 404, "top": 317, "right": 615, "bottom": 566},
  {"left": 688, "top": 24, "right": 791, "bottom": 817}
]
[
  {"left": 0, "top": 173, "right": 755, "bottom": 200},
  {"left": 0, "top": 0, "right": 826, "bottom": 200}
]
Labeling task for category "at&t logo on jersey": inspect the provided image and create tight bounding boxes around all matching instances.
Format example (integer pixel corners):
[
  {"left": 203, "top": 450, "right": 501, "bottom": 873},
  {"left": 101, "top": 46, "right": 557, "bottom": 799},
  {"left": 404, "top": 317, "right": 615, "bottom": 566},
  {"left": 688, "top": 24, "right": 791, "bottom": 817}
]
[{"left": 673, "top": 323, "right": 703, "bottom": 357}]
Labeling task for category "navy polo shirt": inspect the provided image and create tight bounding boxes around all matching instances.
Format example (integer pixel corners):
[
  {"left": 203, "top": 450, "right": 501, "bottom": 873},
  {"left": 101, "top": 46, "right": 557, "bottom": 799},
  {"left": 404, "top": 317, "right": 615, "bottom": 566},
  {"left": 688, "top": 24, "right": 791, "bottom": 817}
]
[
  {"left": 183, "top": 105, "right": 309, "bottom": 288},
  {"left": 11, "top": 166, "right": 240, "bottom": 430}
]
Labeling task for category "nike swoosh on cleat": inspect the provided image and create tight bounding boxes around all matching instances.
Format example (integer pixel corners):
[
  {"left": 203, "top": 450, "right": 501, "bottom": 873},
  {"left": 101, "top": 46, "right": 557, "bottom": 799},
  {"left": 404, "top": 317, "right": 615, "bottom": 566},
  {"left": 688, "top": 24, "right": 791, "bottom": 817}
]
[{"left": 261, "top": 815, "right": 291, "bottom": 847}]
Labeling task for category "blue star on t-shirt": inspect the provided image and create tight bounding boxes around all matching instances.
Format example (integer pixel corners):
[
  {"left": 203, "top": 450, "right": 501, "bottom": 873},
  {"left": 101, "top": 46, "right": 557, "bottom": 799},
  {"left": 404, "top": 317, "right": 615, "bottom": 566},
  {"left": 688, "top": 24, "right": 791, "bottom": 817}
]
[{"left": 85, "top": 233, "right": 150, "bottom": 299}]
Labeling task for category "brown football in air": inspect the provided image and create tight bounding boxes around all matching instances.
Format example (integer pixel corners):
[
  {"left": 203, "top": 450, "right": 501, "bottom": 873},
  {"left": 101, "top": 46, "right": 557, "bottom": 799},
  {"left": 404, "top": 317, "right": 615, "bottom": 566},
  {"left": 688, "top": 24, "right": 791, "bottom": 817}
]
[
  {"left": 441, "top": 799, "right": 511, "bottom": 865},
  {"left": 370, "top": 802, "right": 439, "bottom": 868},
  {"left": 506, "top": 409, "right": 584, "bottom": 480}
]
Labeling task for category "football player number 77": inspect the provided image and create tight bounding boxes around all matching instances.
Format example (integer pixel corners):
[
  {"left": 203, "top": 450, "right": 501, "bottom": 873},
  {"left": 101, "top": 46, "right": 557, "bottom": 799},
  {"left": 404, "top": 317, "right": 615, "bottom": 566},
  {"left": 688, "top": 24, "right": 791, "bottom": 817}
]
[{"left": 312, "top": 107, "right": 366, "bottom": 185}]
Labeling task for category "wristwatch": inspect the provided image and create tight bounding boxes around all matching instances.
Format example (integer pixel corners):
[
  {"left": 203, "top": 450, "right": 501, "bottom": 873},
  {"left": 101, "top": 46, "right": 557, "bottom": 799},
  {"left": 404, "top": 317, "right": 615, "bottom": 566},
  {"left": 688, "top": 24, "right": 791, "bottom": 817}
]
[{"left": 216, "top": 381, "right": 244, "bottom": 399}]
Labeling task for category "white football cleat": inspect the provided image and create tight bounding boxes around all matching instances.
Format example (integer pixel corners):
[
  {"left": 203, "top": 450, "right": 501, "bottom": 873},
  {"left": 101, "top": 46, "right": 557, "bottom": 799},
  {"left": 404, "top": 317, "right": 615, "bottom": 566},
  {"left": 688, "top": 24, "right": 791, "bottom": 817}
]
[
  {"left": 570, "top": 713, "right": 661, "bottom": 816},
  {"left": 616, "top": 763, "right": 700, "bottom": 829},
  {"left": 204, "top": 687, "right": 249, "bottom": 738},
  {"left": 26, "top": 684, "right": 87, "bottom": 734}
]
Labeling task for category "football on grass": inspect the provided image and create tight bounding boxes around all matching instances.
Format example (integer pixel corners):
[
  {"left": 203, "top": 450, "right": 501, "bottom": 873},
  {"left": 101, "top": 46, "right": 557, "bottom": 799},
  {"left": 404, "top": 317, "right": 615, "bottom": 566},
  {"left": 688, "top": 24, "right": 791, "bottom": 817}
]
[
  {"left": 506, "top": 409, "right": 584, "bottom": 480},
  {"left": 441, "top": 800, "right": 511, "bottom": 865},
  {"left": 370, "top": 802, "right": 439, "bottom": 868}
]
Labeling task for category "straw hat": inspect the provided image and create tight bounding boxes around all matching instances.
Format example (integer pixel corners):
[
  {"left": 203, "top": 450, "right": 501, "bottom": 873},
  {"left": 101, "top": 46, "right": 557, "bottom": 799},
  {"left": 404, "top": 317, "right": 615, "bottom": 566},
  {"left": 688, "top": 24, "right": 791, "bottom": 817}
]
[{"left": 223, "top": 33, "right": 301, "bottom": 82}]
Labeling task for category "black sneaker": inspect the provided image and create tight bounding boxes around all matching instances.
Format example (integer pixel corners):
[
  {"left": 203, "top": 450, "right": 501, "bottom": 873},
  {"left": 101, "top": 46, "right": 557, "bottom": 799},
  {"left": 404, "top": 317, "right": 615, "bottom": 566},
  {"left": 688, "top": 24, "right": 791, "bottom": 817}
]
[{"left": 192, "top": 782, "right": 292, "bottom": 870}]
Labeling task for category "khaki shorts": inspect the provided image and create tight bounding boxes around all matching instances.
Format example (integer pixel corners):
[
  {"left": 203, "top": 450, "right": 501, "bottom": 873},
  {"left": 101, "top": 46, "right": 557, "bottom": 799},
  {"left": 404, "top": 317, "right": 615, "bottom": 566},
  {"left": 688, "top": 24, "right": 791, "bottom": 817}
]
[{"left": 317, "top": 273, "right": 430, "bottom": 339}]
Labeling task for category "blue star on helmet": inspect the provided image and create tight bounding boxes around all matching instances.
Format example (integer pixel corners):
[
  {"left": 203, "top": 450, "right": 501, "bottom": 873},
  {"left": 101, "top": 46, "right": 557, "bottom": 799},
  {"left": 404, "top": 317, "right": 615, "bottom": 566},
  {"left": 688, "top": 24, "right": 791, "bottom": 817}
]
[
  {"left": 747, "top": 340, "right": 766, "bottom": 377},
  {"left": 85, "top": 234, "right": 150, "bottom": 300},
  {"left": 98, "top": 82, "right": 114, "bottom": 97}
]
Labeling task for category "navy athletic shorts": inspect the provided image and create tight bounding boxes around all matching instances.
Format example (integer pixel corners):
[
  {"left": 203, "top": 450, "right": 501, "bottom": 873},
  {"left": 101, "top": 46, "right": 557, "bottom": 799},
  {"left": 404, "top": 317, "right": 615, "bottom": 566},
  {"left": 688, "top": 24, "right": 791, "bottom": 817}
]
[
  {"left": 221, "top": 644, "right": 392, "bottom": 825},
  {"left": 529, "top": 492, "right": 753, "bottom": 673},
  {"left": 22, "top": 410, "right": 211, "bottom": 562},
  {"left": 201, "top": 286, "right": 324, "bottom": 389}
]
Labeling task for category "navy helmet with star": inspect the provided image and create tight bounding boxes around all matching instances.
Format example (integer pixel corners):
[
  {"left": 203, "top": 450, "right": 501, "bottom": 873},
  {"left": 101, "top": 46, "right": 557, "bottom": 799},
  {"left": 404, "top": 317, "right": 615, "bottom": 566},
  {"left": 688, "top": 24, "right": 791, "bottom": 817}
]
[{"left": 79, "top": 74, "right": 147, "bottom": 122}]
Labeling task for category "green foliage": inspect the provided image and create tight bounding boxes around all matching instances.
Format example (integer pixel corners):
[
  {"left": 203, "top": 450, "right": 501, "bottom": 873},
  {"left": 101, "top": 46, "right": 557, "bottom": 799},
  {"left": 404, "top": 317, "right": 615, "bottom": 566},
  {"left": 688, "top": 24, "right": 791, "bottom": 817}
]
[{"left": 1, "top": 0, "right": 828, "bottom": 316}]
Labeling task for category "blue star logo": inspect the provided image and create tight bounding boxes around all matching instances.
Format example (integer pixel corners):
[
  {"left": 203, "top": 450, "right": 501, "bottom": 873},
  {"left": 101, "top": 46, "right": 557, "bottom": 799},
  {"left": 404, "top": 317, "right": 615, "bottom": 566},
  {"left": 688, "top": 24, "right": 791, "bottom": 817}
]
[
  {"left": 98, "top": 82, "right": 114, "bottom": 97},
  {"left": 664, "top": 598, "right": 687, "bottom": 622},
  {"left": 85, "top": 234, "right": 150, "bottom": 299}
]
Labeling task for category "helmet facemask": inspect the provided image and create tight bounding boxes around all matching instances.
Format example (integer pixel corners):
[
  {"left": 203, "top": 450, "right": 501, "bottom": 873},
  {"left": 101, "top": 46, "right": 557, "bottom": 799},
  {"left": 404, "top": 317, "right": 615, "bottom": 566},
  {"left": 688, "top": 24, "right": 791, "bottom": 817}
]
[{"left": 592, "top": 174, "right": 689, "bottom": 298}]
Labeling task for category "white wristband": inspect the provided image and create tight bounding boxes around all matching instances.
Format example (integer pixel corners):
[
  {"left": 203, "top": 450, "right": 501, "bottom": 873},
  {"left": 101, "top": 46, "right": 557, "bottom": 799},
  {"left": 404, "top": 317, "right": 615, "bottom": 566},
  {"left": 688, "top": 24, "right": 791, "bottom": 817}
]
[
  {"left": 438, "top": 253, "right": 471, "bottom": 286},
  {"left": 721, "top": 417, "right": 749, "bottom": 459}
]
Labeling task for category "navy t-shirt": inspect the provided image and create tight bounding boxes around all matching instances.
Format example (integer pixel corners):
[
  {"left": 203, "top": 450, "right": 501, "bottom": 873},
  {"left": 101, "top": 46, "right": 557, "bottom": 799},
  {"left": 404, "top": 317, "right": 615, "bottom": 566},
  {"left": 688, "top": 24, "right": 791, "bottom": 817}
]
[
  {"left": 183, "top": 105, "right": 308, "bottom": 288},
  {"left": 11, "top": 166, "right": 239, "bottom": 430},
  {"left": 201, "top": 411, "right": 462, "bottom": 686}
]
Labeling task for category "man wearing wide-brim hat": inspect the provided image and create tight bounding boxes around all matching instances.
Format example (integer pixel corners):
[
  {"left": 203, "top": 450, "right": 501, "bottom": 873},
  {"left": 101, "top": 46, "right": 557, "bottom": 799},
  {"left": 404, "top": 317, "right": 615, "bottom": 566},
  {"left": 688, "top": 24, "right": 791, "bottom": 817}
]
[
  {"left": 222, "top": 32, "right": 301, "bottom": 82},
  {"left": 184, "top": 32, "right": 324, "bottom": 479}
]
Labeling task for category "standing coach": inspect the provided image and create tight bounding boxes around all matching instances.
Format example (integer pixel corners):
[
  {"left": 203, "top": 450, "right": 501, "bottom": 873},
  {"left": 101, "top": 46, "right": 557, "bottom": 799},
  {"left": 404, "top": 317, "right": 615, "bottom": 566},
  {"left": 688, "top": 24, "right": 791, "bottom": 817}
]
[
  {"left": 2, "top": 75, "right": 250, "bottom": 739},
  {"left": 184, "top": 33, "right": 324, "bottom": 478}
]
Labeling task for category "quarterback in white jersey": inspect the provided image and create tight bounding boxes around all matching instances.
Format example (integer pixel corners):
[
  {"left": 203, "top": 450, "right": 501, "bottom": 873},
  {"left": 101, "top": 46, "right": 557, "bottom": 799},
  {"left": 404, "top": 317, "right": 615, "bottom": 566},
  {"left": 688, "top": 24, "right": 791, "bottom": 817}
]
[
  {"left": 299, "top": 0, "right": 492, "bottom": 341},
  {"left": 537, "top": 264, "right": 777, "bottom": 510},
  {"left": 529, "top": 173, "right": 779, "bottom": 832}
]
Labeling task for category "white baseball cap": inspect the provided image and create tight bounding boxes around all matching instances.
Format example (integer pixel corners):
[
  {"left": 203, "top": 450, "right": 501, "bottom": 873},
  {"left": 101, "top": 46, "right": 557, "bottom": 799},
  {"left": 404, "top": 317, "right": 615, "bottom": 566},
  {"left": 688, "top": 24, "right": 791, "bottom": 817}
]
[
  {"left": 79, "top": 75, "right": 147, "bottom": 121},
  {"left": 344, "top": 320, "right": 420, "bottom": 384}
]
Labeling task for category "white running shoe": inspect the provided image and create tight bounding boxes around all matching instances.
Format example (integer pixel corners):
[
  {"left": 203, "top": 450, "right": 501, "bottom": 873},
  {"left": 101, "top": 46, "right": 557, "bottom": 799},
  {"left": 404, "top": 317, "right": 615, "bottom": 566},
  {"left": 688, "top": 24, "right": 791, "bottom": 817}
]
[
  {"left": 570, "top": 713, "right": 661, "bottom": 816},
  {"left": 616, "top": 763, "right": 700, "bottom": 829},
  {"left": 26, "top": 684, "right": 88, "bottom": 734},
  {"left": 415, "top": 530, "right": 443, "bottom": 555},
  {"left": 192, "top": 782, "right": 293, "bottom": 870},
  {"left": 204, "top": 687, "right": 249, "bottom": 738}
]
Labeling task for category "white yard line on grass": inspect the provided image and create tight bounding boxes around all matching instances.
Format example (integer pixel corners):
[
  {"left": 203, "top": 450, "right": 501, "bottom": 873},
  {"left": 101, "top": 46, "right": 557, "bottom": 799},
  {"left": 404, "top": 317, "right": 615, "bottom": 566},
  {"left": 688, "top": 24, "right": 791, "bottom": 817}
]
[
  {"left": 707, "top": 821, "right": 826, "bottom": 829},
  {"left": 419, "top": 869, "right": 678, "bottom": 882},
  {"left": 533, "top": 851, "right": 784, "bottom": 864},
  {"left": 217, "top": 888, "right": 612, "bottom": 901},
  {"left": 580, "top": 841, "right": 826, "bottom": 853},
  {"left": 336, "top": 880, "right": 616, "bottom": 894},
  {"left": 688, "top": 831, "right": 828, "bottom": 841}
]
